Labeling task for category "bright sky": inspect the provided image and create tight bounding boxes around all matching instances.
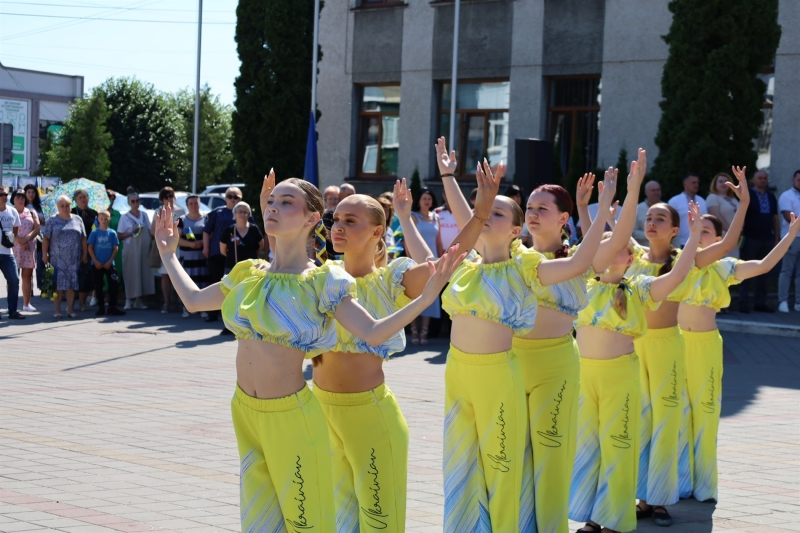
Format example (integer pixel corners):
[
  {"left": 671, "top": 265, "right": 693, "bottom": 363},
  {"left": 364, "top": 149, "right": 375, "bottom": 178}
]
[{"left": 0, "top": 0, "right": 240, "bottom": 105}]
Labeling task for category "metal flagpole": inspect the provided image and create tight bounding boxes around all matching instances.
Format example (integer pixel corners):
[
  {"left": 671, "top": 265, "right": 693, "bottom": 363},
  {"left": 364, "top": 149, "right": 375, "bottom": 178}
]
[
  {"left": 191, "top": 0, "right": 203, "bottom": 194},
  {"left": 448, "top": 0, "right": 460, "bottom": 149},
  {"left": 311, "top": 0, "right": 321, "bottom": 114}
]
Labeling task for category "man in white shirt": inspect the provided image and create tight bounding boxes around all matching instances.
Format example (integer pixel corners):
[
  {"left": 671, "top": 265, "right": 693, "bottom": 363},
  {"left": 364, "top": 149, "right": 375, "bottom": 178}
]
[
  {"left": 0, "top": 186, "right": 24, "bottom": 319},
  {"left": 668, "top": 173, "right": 708, "bottom": 246},
  {"left": 778, "top": 170, "right": 800, "bottom": 312},
  {"left": 435, "top": 192, "right": 460, "bottom": 248},
  {"left": 633, "top": 180, "right": 662, "bottom": 245}
]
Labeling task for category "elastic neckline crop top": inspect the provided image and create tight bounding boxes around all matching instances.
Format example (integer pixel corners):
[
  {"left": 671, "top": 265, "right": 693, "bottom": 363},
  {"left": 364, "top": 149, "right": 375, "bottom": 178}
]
[
  {"left": 327, "top": 257, "right": 416, "bottom": 359},
  {"left": 220, "top": 259, "right": 357, "bottom": 358},
  {"left": 626, "top": 244, "right": 682, "bottom": 278},
  {"left": 574, "top": 275, "right": 660, "bottom": 339},
  {"left": 513, "top": 242, "right": 592, "bottom": 318},
  {"left": 667, "top": 257, "right": 742, "bottom": 311},
  {"left": 442, "top": 245, "right": 540, "bottom": 335}
]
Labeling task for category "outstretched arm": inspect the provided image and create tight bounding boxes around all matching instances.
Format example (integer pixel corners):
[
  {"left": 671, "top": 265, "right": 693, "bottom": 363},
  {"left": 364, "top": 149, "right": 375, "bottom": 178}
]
[
  {"left": 695, "top": 165, "right": 750, "bottom": 268},
  {"left": 537, "top": 167, "right": 617, "bottom": 285},
  {"left": 400, "top": 158, "right": 501, "bottom": 298},
  {"left": 155, "top": 205, "right": 225, "bottom": 312},
  {"left": 735, "top": 214, "right": 800, "bottom": 280},
  {"left": 650, "top": 201, "right": 701, "bottom": 302},
  {"left": 591, "top": 149, "right": 647, "bottom": 272},
  {"left": 435, "top": 137, "right": 473, "bottom": 228},
  {"left": 575, "top": 173, "right": 595, "bottom": 235},
  {"left": 334, "top": 246, "right": 466, "bottom": 345}
]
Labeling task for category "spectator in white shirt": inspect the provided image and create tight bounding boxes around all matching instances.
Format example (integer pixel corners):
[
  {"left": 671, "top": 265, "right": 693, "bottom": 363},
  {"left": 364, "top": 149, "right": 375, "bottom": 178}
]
[
  {"left": 778, "top": 170, "right": 800, "bottom": 313},
  {"left": 435, "top": 191, "right": 460, "bottom": 249},
  {"left": 668, "top": 173, "right": 708, "bottom": 246},
  {"left": 633, "top": 180, "right": 662, "bottom": 245}
]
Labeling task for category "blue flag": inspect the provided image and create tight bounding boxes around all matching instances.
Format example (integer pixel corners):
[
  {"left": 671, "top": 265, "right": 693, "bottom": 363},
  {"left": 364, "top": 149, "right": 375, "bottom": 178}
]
[{"left": 303, "top": 111, "right": 319, "bottom": 186}]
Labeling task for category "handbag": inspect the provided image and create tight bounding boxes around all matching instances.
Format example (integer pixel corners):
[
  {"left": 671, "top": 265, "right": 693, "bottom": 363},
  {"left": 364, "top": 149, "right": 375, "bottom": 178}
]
[
  {"left": 0, "top": 217, "right": 14, "bottom": 249},
  {"left": 148, "top": 239, "right": 161, "bottom": 269}
]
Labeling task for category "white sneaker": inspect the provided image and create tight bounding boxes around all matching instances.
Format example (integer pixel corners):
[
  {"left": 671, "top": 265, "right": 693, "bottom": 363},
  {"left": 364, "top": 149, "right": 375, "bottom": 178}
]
[
  {"left": 124, "top": 300, "right": 133, "bottom": 310},
  {"left": 133, "top": 300, "right": 148, "bottom": 310},
  {"left": 182, "top": 308, "right": 190, "bottom": 318},
  {"left": 89, "top": 297, "right": 98, "bottom": 306},
  {"left": 161, "top": 304, "right": 169, "bottom": 314},
  {"left": 201, "top": 312, "right": 208, "bottom": 318},
  {"left": 778, "top": 301, "right": 790, "bottom": 313},
  {"left": 23, "top": 304, "right": 37, "bottom": 312}
]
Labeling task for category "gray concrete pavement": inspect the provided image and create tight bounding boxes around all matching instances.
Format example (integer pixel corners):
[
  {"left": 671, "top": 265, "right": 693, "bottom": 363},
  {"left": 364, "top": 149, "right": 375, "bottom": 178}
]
[{"left": 1, "top": 302, "right": 799, "bottom": 532}]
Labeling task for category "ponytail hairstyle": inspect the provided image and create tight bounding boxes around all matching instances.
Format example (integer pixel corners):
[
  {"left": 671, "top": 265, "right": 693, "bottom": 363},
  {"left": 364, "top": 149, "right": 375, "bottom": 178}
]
[
  {"left": 532, "top": 184, "right": 573, "bottom": 258},
  {"left": 283, "top": 177, "right": 327, "bottom": 265},
  {"left": 601, "top": 231, "right": 638, "bottom": 319},
  {"left": 648, "top": 202, "right": 681, "bottom": 276},
  {"left": 349, "top": 194, "right": 389, "bottom": 268},
  {"left": 702, "top": 214, "right": 724, "bottom": 237}
]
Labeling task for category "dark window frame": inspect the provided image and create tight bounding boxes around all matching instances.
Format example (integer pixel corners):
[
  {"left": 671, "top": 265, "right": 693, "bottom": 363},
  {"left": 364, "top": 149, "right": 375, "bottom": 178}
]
[
  {"left": 356, "top": 83, "right": 401, "bottom": 179},
  {"left": 546, "top": 75, "right": 601, "bottom": 177},
  {"left": 437, "top": 78, "right": 510, "bottom": 180}
]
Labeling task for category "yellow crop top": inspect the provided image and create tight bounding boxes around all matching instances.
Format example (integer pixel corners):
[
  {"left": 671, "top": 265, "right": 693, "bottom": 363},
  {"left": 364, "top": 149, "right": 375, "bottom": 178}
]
[
  {"left": 327, "top": 257, "right": 416, "bottom": 359},
  {"left": 574, "top": 275, "right": 660, "bottom": 339},
  {"left": 667, "top": 257, "right": 742, "bottom": 311},
  {"left": 514, "top": 242, "right": 592, "bottom": 317},
  {"left": 626, "top": 244, "right": 682, "bottom": 278},
  {"left": 220, "top": 260, "right": 357, "bottom": 358},
  {"left": 442, "top": 247, "right": 541, "bottom": 335}
]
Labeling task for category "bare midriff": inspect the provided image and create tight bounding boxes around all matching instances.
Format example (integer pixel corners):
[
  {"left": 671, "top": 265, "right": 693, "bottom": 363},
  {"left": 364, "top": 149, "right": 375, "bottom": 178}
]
[
  {"left": 450, "top": 314, "right": 514, "bottom": 354},
  {"left": 313, "top": 351, "right": 385, "bottom": 393},
  {"left": 576, "top": 326, "right": 635, "bottom": 360},
  {"left": 235, "top": 339, "right": 308, "bottom": 399},
  {"left": 644, "top": 300, "right": 680, "bottom": 330},
  {"left": 518, "top": 306, "right": 575, "bottom": 339},
  {"left": 677, "top": 304, "right": 718, "bottom": 332}
]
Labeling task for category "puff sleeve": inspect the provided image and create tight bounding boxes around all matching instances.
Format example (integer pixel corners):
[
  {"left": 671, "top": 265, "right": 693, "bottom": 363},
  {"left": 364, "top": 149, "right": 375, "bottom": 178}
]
[
  {"left": 517, "top": 244, "right": 546, "bottom": 293},
  {"left": 630, "top": 274, "right": 661, "bottom": 311},
  {"left": 387, "top": 257, "right": 417, "bottom": 308},
  {"left": 313, "top": 262, "right": 358, "bottom": 317},
  {"left": 713, "top": 257, "right": 743, "bottom": 287}
]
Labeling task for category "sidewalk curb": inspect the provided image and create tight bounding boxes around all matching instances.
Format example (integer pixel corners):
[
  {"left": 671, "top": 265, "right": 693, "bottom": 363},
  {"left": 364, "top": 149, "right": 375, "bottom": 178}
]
[{"left": 717, "top": 318, "right": 800, "bottom": 339}]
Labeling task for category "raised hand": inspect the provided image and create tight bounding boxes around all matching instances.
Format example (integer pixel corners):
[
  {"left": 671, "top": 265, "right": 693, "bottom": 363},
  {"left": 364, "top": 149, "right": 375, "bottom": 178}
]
[
  {"left": 392, "top": 178, "right": 414, "bottom": 219},
  {"left": 628, "top": 148, "right": 647, "bottom": 190},
  {"left": 154, "top": 204, "right": 180, "bottom": 254},
  {"left": 422, "top": 243, "right": 468, "bottom": 302},
  {"left": 729, "top": 166, "right": 750, "bottom": 202},
  {"left": 687, "top": 200, "right": 702, "bottom": 237},
  {"left": 435, "top": 137, "right": 458, "bottom": 177},
  {"left": 576, "top": 173, "right": 595, "bottom": 207},
  {"left": 597, "top": 167, "right": 618, "bottom": 209},
  {"left": 474, "top": 158, "right": 501, "bottom": 219},
  {"left": 260, "top": 169, "right": 276, "bottom": 220}
]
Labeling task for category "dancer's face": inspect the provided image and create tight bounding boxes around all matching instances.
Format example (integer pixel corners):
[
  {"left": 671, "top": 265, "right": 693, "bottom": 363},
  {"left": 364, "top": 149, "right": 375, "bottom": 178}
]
[
  {"left": 698, "top": 219, "right": 722, "bottom": 249},
  {"left": 330, "top": 197, "right": 382, "bottom": 254},
  {"left": 525, "top": 190, "right": 569, "bottom": 237},
  {"left": 264, "top": 182, "right": 320, "bottom": 237},
  {"left": 644, "top": 205, "right": 678, "bottom": 243},
  {"left": 482, "top": 197, "right": 521, "bottom": 243},
  {"left": 609, "top": 245, "right": 634, "bottom": 271}
]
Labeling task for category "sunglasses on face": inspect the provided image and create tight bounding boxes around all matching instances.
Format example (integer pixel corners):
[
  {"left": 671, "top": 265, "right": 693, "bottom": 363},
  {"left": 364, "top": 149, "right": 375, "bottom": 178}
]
[
  {"left": 130, "top": 199, "right": 140, "bottom": 203},
  {"left": 227, "top": 195, "right": 241, "bottom": 200},
  {"left": 0, "top": 193, "right": 7, "bottom": 197},
  {"left": 164, "top": 194, "right": 175, "bottom": 199}
]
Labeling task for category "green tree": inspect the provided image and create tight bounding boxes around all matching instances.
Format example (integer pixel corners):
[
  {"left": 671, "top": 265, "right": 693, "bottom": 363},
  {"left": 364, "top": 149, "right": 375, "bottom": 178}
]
[
  {"left": 651, "top": 0, "right": 781, "bottom": 196},
  {"left": 168, "top": 86, "right": 234, "bottom": 191},
  {"left": 39, "top": 94, "right": 112, "bottom": 182},
  {"left": 94, "top": 77, "right": 180, "bottom": 192},
  {"left": 232, "top": 0, "right": 321, "bottom": 208},
  {"left": 409, "top": 166, "right": 421, "bottom": 200}
]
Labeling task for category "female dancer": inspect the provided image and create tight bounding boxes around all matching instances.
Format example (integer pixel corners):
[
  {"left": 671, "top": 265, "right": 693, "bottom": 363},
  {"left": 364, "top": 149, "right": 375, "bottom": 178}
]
[
  {"left": 670, "top": 178, "right": 798, "bottom": 504},
  {"left": 153, "top": 174, "right": 463, "bottom": 532},
  {"left": 570, "top": 203, "right": 702, "bottom": 533},
  {"left": 581, "top": 167, "right": 748, "bottom": 526},
  {"left": 300, "top": 169, "right": 499, "bottom": 533},
  {"left": 432, "top": 138, "right": 636, "bottom": 532},
  {"left": 414, "top": 144, "right": 614, "bottom": 532}
]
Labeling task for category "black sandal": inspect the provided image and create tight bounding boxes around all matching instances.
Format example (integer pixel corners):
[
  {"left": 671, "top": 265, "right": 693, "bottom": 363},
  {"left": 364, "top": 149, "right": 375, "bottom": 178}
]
[
  {"left": 576, "top": 523, "right": 602, "bottom": 533},
  {"left": 636, "top": 503, "right": 653, "bottom": 519},
  {"left": 653, "top": 506, "right": 672, "bottom": 527}
]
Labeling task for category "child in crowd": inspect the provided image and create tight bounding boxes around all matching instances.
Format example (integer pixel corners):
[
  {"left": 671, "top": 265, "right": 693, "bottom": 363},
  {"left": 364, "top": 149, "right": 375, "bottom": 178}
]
[{"left": 87, "top": 210, "right": 126, "bottom": 317}]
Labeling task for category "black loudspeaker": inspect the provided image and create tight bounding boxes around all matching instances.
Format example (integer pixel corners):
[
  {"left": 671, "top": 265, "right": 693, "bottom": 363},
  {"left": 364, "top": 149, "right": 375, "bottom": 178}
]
[
  {"left": 515, "top": 138, "right": 554, "bottom": 193},
  {"left": 1, "top": 123, "right": 12, "bottom": 165}
]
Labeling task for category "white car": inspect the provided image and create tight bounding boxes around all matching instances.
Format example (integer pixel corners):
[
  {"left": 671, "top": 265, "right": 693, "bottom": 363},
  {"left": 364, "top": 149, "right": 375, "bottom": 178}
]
[
  {"left": 202, "top": 183, "right": 245, "bottom": 195},
  {"left": 113, "top": 192, "right": 210, "bottom": 223}
]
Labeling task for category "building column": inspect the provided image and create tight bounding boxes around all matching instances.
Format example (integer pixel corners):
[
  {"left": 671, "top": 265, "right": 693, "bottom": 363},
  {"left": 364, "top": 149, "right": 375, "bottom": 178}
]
[
  {"left": 398, "top": 1, "right": 436, "bottom": 181},
  {"left": 597, "top": 0, "right": 671, "bottom": 169},
  {"left": 317, "top": 0, "right": 356, "bottom": 190},
  {"left": 770, "top": 0, "right": 800, "bottom": 192},
  {"left": 506, "top": 0, "right": 545, "bottom": 180}
]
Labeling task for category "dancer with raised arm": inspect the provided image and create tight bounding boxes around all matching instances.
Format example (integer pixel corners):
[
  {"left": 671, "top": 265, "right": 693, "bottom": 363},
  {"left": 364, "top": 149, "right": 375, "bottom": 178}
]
[
  {"left": 570, "top": 200, "right": 703, "bottom": 533},
  {"left": 153, "top": 174, "right": 464, "bottom": 532}
]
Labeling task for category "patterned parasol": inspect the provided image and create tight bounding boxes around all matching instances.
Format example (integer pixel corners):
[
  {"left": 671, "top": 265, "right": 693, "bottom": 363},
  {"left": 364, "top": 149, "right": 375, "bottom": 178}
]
[{"left": 42, "top": 178, "right": 111, "bottom": 219}]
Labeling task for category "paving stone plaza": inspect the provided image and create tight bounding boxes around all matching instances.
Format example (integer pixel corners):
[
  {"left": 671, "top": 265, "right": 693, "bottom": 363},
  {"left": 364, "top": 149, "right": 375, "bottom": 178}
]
[{"left": 1, "top": 307, "right": 799, "bottom": 533}]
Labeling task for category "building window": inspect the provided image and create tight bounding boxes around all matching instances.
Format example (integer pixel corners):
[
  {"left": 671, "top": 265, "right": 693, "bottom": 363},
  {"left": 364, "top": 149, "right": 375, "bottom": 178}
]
[
  {"left": 358, "top": 86, "right": 400, "bottom": 177},
  {"left": 546, "top": 77, "right": 601, "bottom": 178},
  {"left": 439, "top": 81, "right": 509, "bottom": 177},
  {"left": 755, "top": 69, "right": 773, "bottom": 170}
]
